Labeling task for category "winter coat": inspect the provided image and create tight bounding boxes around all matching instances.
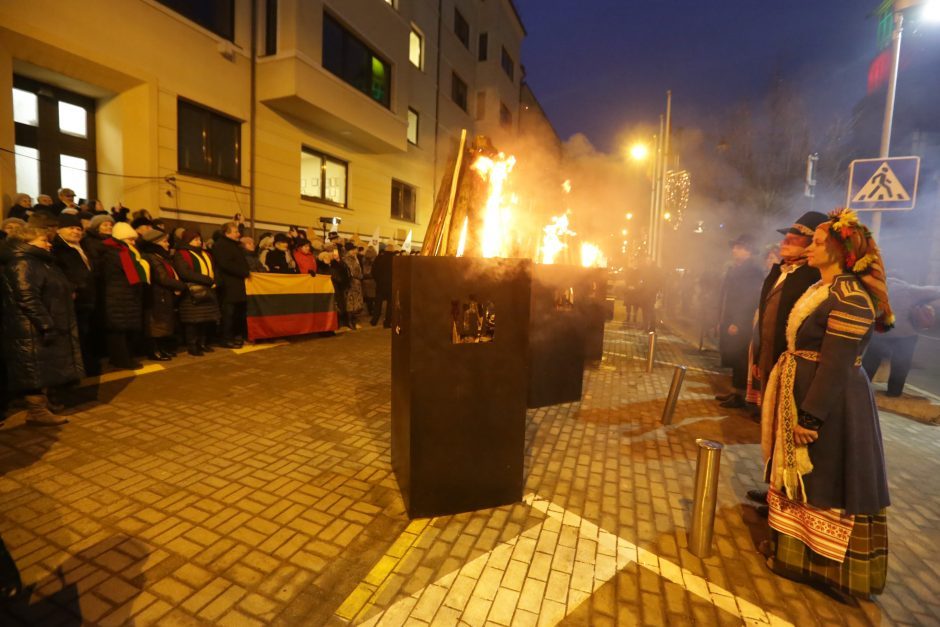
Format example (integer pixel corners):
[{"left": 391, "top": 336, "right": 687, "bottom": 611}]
[
  {"left": 212, "top": 236, "right": 251, "bottom": 304},
  {"left": 718, "top": 259, "right": 763, "bottom": 367},
  {"left": 293, "top": 249, "right": 318, "bottom": 275},
  {"left": 361, "top": 252, "right": 377, "bottom": 300},
  {"left": 775, "top": 275, "right": 889, "bottom": 515},
  {"left": 82, "top": 231, "right": 110, "bottom": 270},
  {"left": 0, "top": 239, "right": 84, "bottom": 390},
  {"left": 266, "top": 248, "right": 298, "bottom": 274},
  {"left": 52, "top": 235, "right": 96, "bottom": 310},
  {"left": 140, "top": 242, "right": 186, "bottom": 338},
  {"left": 99, "top": 239, "right": 145, "bottom": 332},
  {"left": 173, "top": 245, "right": 220, "bottom": 324},
  {"left": 372, "top": 251, "right": 394, "bottom": 296},
  {"left": 343, "top": 251, "right": 365, "bottom": 314},
  {"left": 754, "top": 262, "right": 820, "bottom": 380},
  {"left": 245, "top": 252, "right": 266, "bottom": 273}
]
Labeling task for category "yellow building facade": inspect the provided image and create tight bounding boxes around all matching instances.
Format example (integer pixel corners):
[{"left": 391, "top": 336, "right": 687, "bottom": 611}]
[{"left": 0, "top": 0, "right": 525, "bottom": 244}]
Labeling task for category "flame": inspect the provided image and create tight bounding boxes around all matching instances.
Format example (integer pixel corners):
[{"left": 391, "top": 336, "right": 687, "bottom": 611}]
[
  {"left": 581, "top": 242, "right": 608, "bottom": 268},
  {"left": 540, "top": 212, "right": 576, "bottom": 265},
  {"left": 456, "top": 217, "right": 468, "bottom": 257},
  {"left": 471, "top": 153, "right": 517, "bottom": 258}
]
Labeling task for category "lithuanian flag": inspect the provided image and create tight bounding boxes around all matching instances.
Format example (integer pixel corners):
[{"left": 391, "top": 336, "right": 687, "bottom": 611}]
[{"left": 246, "top": 273, "right": 338, "bottom": 340}]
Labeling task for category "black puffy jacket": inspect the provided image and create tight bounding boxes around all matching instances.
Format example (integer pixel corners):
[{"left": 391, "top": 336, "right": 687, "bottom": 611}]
[
  {"left": 52, "top": 235, "right": 95, "bottom": 309},
  {"left": 140, "top": 242, "right": 186, "bottom": 338},
  {"left": 99, "top": 239, "right": 144, "bottom": 331},
  {"left": 173, "top": 245, "right": 220, "bottom": 324},
  {"left": 0, "top": 239, "right": 84, "bottom": 391},
  {"left": 212, "top": 236, "right": 250, "bottom": 304}
]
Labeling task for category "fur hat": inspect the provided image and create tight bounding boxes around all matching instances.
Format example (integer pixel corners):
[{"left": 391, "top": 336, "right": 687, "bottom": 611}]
[
  {"left": 131, "top": 216, "right": 153, "bottom": 230},
  {"left": 57, "top": 214, "right": 83, "bottom": 229},
  {"left": 112, "top": 222, "right": 138, "bottom": 241}
]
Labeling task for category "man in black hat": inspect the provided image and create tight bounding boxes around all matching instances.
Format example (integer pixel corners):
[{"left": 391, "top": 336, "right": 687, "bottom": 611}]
[
  {"left": 715, "top": 234, "right": 764, "bottom": 408},
  {"left": 744, "top": 211, "right": 825, "bottom": 509},
  {"left": 52, "top": 213, "right": 99, "bottom": 375}
]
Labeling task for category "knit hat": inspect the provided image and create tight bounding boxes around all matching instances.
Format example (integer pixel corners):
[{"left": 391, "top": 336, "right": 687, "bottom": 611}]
[
  {"left": 112, "top": 222, "right": 138, "bottom": 241},
  {"left": 78, "top": 211, "right": 94, "bottom": 222},
  {"left": 180, "top": 229, "right": 201, "bottom": 245},
  {"left": 57, "top": 214, "right": 83, "bottom": 229},
  {"left": 274, "top": 233, "right": 291, "bottom": 245},
  {"left": 89, "top": 214, "right": 115, "bottom": 233},
  {"left": 131, "top": 217, "right": 153, "bottom": 229},
  {"left": 344, "top": 241, "right": 357, "bottom": 251},
  {"left": 28, "top": 212, "right": 59, "bottom": 228},
  {"left": 142, "top": 229, "right": 168, "bottom": 244}
]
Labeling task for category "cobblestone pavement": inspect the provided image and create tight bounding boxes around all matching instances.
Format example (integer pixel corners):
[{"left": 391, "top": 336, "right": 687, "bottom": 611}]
[{"left": 0, "top": 323, "right": 938, "bottom": 626}]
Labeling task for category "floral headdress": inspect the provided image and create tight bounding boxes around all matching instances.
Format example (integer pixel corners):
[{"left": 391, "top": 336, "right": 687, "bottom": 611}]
[{"left": 825, "top": 208, "right": 895, "bottom": 332}]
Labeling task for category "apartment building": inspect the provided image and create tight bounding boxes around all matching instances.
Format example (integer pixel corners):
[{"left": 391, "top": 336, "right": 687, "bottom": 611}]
[{"left": 0, "top": 0, "right": 526, "bottom": 243}]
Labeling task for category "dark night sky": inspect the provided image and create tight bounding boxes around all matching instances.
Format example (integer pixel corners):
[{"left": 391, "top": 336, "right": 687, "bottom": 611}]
[{"left": 513, "top": 0, "right": 880, "bottom": 151}]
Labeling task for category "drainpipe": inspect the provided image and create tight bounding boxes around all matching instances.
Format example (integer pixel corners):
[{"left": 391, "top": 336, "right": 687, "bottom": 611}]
[
  {"left": 249, "top": 0, "right": 259, "bottom": 239},
  {"left": 432, "top": 0, "right": 443, "bottom": 208}
]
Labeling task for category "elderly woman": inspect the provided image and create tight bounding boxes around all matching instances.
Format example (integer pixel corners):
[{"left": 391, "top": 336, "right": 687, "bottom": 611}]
[
  {"left": 7, "top": 193, "right": 33, "bottom": 221},
  {"left": 266, "top": 233, "right": 298, "bottom": 274},
  {"left": 0, "top": 225, "right": 83, "bottom": 425},
  {"left": 101, "top": 222, "right": 149, "bottom": 370},
  {"left": 761, "top": 208, "right": 893, "bottom": 598},
  {"left": 139, "top": 229, "right": 186, "bottom": 361},
  {"left": 342, "top": 241, "right": 364, "bottom": 330},
  {"left": 173, "top": 230, "right": 220, "bottom": 356}
]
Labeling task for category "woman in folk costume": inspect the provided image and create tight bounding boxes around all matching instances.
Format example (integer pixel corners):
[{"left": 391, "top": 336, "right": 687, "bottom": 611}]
[
  {"left": 173, "top": 230, "right": 220, "bottom": 356},
  {"left": 760, "top": 208, "right": 894, "bottom": 597}
]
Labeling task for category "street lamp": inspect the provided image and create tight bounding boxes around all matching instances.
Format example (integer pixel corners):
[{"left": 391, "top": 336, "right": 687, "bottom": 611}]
[
  {"left": 629, "top": 143, "right": 650, "bottom": 161},
  {"left": 872, "top": 0, "right": 939, "bottom": 238}
]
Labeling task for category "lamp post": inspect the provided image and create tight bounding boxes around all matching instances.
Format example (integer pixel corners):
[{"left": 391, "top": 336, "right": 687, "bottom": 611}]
[{"left": 872, "top": 0, "right": 939, "bottom": 239}]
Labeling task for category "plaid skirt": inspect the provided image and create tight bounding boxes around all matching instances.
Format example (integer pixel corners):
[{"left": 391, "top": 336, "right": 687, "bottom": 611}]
[{"left": 771, "top": 510, "right": 888, "bottom": 597}]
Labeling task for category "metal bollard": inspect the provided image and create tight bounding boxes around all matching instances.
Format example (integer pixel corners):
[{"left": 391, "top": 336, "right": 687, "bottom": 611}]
[
  {"left": 689, "top": 439, "right": 724, "bottom": 558},
  {"left": 661, "top": 365, "right": 687, "bottom": 425},
  {"left": 645, "top": 331, "right": 656, "bottom": 372}
]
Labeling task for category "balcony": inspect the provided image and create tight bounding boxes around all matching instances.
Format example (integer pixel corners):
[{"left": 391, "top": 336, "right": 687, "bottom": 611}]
[{"left": 258, "top": 54, "right": 407, "bottom": 153}]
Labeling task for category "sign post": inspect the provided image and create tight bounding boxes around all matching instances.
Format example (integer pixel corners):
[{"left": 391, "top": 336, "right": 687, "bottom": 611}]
[{"left": 846, "top": 156, "right": 920, "bottom": 217}]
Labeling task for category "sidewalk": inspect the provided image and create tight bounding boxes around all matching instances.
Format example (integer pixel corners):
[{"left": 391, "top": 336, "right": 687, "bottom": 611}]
[{"left": 0, "top": 323, "right": 937, "bottom": 625}]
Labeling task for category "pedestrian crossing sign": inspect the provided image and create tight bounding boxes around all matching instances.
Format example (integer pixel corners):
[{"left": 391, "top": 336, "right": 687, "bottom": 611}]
[{"left": 847, "top": 156, "right": 920, "bottom": 211}]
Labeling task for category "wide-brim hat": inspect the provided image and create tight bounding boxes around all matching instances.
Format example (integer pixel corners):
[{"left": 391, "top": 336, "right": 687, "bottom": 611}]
[{"left": 777, "top": 211, "right": 829, "bottom": 236}]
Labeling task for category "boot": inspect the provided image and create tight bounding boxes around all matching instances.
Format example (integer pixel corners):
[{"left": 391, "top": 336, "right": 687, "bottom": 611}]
[
  {"left": 25, "top": 395, "right": 68, "bottom": 427},
  {"left": 188, "top": 343, "right": 204, "bottom": 357}
]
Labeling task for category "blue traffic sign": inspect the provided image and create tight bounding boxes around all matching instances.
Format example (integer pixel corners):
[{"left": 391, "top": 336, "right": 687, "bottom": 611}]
[{"left": 847, "top": 156, "right": 920, "bottom": 211}]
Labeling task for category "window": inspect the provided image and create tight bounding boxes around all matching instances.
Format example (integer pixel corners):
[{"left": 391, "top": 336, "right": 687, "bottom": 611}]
[
  {"left": 476, "top": 91, "right": 486, "bottom": 121},
  {"left": 478, "top": 33, "right": 488, "bottom": 61},
  {"left": 263, "top": 0, "right": 278, "bottom": 56},
  {"left": 409, "top": 28, "right": 423, "bottom": 68},
  {"left": 178, "top": 99, "right": 241, "bottom": 183},
  {"left": 13, "top": 77, "right": 97, "bottom": 200},
  {"left": 391, "top": 179, "right": 416, "bottom": 222},
  {"left": 451, "top": 72, "right": 468, "bottom": 111},
  {"left": 501, "top": 46, "right": 515, "bottom": 81},
  {"left": 500, "top": 103, "right": 512, "bottom": 129},
  {"left": 454, "top": 8, "right": 470, "bottom": 48},
  {"left": 155, "top": 0, "right": 234, "bottom": 40},
  {"left": 301, "top": 147, "right": 347, "bottom": 207},
  {"left": 323, "top": 13, "right": 391, "bottom": 108},
  {"left": 407, "top": 109, "right": 419, "bottom": 145}
]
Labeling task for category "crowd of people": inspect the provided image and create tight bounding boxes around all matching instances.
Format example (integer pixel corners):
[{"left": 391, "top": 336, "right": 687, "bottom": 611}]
[{"left": 1, "top": 189, "right": 402, "bottom": 427}]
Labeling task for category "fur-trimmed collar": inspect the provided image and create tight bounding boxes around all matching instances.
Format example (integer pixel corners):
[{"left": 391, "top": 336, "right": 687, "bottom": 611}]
[{"left": 785, "top": 281, "right": 830, "bottom": 351}]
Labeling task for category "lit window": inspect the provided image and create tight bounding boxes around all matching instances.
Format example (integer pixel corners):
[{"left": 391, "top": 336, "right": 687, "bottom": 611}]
[
  {"left": 301, "top": 147, "right": 347, "bottom": 207},
  {"left": 58, "top": 101, "right": 88, "bottom": 138},
  {"left": 12, "top": 88, "right": 38, "bottom": 126},
  {"left": 60, "top": 154, "right": 88, "bottom": 201},
  {"left": 409, "top": 28, "right": 422, "bottom": 68},
  {"left": 407, "top": 108, "right": 419, "bottom": 145},
  {"left": 14, "top": 145, "right": 40, "bottom": 199},
  {"left": 391, "top": 179, "right": 416, "bottom": 222},
  {"left": 178, "top": 100, "right": 241, "bottom": 183},
  {"left": 323, "top": 13, "right": 391, "bottom": 108}
]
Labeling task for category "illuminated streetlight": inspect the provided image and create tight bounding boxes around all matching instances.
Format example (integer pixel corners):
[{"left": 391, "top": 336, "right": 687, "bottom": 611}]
[
  {"left": 621, "top": 228, "right": 628, "bottom": 236},
  {"left": 625, "top": 212, "right": 633, "bottom": 220},
  {"left": 663, "top": 212, "right": 672, "bottom": 221},
  {"left": 629, "top": 143, "right": 649, "bottom": 161},
  {"left": 925, "top": 0, "right": 940, "bottom": 21}
]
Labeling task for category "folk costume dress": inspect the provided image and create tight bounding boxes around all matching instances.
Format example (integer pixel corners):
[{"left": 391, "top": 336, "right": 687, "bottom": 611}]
[{"left": 760, "top": 274, "right": 889, "bottom": 596}]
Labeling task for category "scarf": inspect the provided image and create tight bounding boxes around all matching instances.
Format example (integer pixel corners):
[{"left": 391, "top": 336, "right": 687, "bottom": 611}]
[
  {"left": 103, "top": 238, "right": 150, "bottom": 285},
  {"left": 761, "top": 281, "right": 830, "bottom": 501},
  {"left": 178, "top": 247, "right": 214, "bottom": 280}
]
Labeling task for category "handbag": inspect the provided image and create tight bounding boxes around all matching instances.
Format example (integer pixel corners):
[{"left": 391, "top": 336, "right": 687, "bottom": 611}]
[{"left": 188, "top": 284, "right": 213, "bottom": 303}]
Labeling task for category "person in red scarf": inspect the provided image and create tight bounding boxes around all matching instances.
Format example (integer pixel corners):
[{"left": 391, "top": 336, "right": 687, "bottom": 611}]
[
  {"left": 101, "top": 222, "right": 149, "bottom": 370},
  {"left": 292, "top": 238, "right": 317, "bottom": 275},
  {"left": 139, "top": 229, "right": 186, "bottom": 361}
]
